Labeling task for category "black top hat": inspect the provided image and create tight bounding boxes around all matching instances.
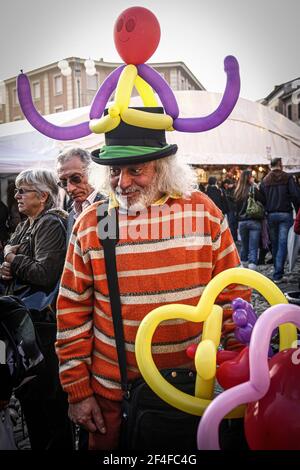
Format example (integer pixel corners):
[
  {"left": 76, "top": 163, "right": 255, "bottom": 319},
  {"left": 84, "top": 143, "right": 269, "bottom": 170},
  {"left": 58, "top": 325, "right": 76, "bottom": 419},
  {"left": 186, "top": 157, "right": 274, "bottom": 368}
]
[{"left": 91, "top": 107, "right": 178, "bottom": 166}]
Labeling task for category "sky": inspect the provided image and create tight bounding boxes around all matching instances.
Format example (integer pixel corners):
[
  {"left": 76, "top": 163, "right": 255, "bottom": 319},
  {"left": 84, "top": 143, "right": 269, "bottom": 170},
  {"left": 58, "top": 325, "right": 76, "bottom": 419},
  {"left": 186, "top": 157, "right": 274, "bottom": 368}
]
[{"left": 0, "top": 0, "right": 299, "bottom": 102}]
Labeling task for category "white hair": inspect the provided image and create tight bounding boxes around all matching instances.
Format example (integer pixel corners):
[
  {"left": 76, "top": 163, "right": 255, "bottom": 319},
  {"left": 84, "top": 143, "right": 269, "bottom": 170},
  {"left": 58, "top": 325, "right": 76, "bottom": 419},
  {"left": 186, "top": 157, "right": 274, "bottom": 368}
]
[
  {"left": 15, "top": 168, "right": 59, "bottom": 210},
  {"left": 99, "top": 154, "right": 197, "bottom": 197}
]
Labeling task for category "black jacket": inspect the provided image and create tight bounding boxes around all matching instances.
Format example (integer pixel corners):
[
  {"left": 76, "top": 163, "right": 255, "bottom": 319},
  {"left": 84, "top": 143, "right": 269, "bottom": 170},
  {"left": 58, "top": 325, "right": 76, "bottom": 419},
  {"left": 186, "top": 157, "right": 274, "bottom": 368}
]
[
  {"left": 259, "top": 170, "right": 300, "bottom": 213},
  {"left": 205, "top": 186, "right": 229, "bottom": 214},
  {"left": 66, "top": 192, "right": 105, "bottom": 243},
  {"left": 6, "top": 208, "right": 67, "bottom": 293}
]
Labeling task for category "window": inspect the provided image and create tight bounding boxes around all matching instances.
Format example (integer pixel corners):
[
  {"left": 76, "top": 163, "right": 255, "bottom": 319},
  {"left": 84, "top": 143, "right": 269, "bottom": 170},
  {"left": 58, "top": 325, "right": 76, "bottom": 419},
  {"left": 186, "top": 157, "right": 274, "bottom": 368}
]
[
  {"left": 12, "top": 88, "right": 19, "bottom": 106},
  {"left": 287, "top": 104, "right": 292, "bottom": 120},
  {"left": 86, "top": 73, "right": 98, "bottom": 91},
  {"left": 54, "top": 106, "right": 64, "bottom": 113},
  {"left": 13, "top": 116, "right": 21, "bottom": 121},
  {"left": 54, "top": 75, "right": 63, "bottom": 95},
  {"left": 170, "top": 70, "right": 178, "bottom": 90},
  {"left": 32, "top": 81, "right": 40, "bottom": 100}
]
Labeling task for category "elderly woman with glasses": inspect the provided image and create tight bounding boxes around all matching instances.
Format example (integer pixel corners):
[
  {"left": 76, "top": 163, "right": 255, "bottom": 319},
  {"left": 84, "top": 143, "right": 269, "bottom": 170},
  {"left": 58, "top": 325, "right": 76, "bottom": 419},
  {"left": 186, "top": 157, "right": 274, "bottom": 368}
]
[{"left": 0, "top": 168, "right": 73, "bottom": 450}]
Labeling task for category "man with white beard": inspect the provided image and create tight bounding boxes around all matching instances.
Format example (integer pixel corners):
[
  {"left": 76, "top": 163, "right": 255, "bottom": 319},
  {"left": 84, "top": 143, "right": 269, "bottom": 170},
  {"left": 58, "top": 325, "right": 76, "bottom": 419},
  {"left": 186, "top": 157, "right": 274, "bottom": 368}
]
[{"left": 56, "top": 107, "right": 250, "bottom": 450}]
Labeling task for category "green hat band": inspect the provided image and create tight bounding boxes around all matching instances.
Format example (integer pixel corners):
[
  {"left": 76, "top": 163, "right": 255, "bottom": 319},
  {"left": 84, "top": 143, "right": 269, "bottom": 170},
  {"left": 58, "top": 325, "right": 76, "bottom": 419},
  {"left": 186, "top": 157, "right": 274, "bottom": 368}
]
[{"left": 98, "top": 145, "right": 172, "bottom": 161}]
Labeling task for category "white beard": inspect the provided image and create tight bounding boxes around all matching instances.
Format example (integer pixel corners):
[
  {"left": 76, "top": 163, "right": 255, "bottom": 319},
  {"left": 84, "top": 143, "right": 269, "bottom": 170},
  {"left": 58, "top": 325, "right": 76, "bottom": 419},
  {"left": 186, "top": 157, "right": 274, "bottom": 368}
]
[{"left": 114, "top": 178, "right": 160, "bottom": 214}]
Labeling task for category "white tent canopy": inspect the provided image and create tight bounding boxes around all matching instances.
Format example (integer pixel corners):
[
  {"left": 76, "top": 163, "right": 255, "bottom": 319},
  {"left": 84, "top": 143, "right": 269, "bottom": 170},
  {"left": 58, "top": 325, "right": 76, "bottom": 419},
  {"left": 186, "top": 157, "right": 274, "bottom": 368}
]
[{"left": 1, "top": 90, "right": 300, "bottom": 174}]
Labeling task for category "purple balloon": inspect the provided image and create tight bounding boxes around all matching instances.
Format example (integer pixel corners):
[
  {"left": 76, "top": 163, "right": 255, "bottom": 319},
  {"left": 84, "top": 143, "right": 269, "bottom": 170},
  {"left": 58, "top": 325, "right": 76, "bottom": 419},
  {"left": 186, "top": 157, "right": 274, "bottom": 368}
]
[
  {"left": 17, "top": 73, "right": 91, "bottom": 140},
  {"left": 197, "top": 304, "right": 300, "bottom": 450},
  {"left": 173, "top": 55, "right": 240, "bottom": 132},
  {"left": 231, "top": 297, "right": 247, "bottom": 311},
  {"left": 232, "top": 309, "right": 248, "bottom": 327},
  {"left": 89, "top": 65, "right": 125, "bottom": 119},
  {"left": 234, "top": 323, "right": 253, "bottom": 344},
  {"left": 137, "top": 64, "right": 179, "bottom": 119}
]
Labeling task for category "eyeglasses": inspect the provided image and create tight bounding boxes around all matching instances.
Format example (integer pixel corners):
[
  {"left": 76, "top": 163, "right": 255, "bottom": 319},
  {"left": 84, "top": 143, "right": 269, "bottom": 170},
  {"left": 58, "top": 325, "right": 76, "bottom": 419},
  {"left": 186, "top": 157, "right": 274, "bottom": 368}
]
[
  {"left": 14, "top": 188, "right": 39, "bottom": 196},
  {"left": 57, "top": 174, "right": 84, "bottom": 188}
]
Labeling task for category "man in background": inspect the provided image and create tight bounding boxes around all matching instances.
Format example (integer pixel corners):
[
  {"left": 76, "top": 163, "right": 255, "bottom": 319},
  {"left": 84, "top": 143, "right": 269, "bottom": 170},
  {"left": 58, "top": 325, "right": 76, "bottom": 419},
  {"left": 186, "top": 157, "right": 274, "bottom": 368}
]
[
  {"left": 260, "top": 157, "right": 300, "bottom": 283},
  {"left": 56, "top": 148, "right": 105, "bottom": 242}
]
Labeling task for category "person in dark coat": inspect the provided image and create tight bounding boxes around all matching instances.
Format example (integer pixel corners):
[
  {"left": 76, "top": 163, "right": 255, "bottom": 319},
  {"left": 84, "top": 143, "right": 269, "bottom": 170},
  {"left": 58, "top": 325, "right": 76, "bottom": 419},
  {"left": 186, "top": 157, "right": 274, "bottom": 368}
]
[
  {"left": 205, "top": 176, "right": 229, "bottom": 215},
  {"left": 222, "top": 179, "right": 238, "bottom": 241},
  {"left": 0, "top": 168, "right": 73, "bottom": 450},
  {"left": 234, "top": 170, "right": 266, "bottom": 270},
  {"left": 0, "top": 201, "right": 9, "bottom": 265},
  {"left": 56, "top": 148, "right": 105, "bottom": 244},
  {"left": 260, "top": 158, "right": 300, "bottom": 282}
]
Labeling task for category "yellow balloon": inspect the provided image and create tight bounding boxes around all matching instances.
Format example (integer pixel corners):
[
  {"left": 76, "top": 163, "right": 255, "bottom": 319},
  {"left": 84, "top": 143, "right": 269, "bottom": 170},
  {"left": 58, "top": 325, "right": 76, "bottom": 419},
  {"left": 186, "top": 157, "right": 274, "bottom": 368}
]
[
  {"left": 121, "top": 108, "right": 173, "bottom": 130},
  {"left": 134, "top": 75, "right": 158, "bottom": 107},
  {"left": 89, "top": 115, "right": 120, "bottom": 134},
  {"left": 193, "top": 268, "right": 296, "bottom": 351},
  {"left": 195, "top": 340, "right": 216, "bottom": 381},
  {"left": 114, "top": 64, "right": 137, "bottom": 113},
  {"left": 194, "top": 305, "right": 222, "bottom": 399},
  {"left": 135, "top": 268, "right": 297, "bottom": 417}
]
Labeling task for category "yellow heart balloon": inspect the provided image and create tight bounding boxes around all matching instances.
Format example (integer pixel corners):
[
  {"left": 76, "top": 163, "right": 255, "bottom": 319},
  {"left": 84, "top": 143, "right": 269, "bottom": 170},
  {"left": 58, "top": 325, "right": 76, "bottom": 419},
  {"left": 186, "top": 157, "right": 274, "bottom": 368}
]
[{"left": 135, "top": 268, "right": 297, "bottom": 417}]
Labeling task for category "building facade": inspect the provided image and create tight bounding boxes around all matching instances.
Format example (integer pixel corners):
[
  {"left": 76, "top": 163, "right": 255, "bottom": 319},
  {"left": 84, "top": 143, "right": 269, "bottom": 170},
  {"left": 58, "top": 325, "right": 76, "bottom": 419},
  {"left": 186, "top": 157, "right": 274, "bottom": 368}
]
[
  {"left": 0, "top": 58, "right": 205, "bottom": 123},
  {"left": 260, "top": 77, "right": 300, "bottom": 126}
]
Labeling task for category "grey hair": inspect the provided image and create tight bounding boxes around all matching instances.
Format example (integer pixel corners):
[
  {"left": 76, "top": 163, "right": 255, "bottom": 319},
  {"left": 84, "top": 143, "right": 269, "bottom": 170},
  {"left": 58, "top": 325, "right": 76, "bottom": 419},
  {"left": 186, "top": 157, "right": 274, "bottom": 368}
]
[
  {"left": 57, "top": 147, "right": 92, "bottom": 169},
  {"left": 154, "top": 154, "right": 197, "bottom": 197},
  {"left": 101, "top": 154, "right": 197, "bottom": 197},
  {"left": 15, "top": 168, "right": 59, "bottom": 210}
]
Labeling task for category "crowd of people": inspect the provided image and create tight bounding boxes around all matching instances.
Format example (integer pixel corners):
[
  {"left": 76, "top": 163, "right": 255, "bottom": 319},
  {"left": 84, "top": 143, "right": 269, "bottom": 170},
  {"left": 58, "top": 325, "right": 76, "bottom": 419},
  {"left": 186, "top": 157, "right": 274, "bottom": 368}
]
[
  {"left": 0, "top": 123, "right": 300, "bottom": 450},
  {"left": 201, "top": 158, "right": 300, "bottom": 283}
]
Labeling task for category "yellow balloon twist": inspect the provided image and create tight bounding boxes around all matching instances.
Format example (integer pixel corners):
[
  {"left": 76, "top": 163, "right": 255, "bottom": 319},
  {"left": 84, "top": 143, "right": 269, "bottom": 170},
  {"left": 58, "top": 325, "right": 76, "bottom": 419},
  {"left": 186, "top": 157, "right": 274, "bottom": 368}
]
[
  {"left": 113, "top": 64, "right": 137, "bottom": 114},
  {"left": 134, "top": 75, "right": 158, "bottom": 107}
]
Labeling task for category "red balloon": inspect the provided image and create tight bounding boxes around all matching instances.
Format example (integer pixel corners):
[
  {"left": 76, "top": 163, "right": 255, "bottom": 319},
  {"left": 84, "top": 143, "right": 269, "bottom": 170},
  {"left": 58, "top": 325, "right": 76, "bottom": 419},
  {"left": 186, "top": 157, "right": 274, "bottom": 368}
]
[
  {"left": 216, "top": 349, "right": 240, "bottom": 365},
  {"left": 114, "top": 7, "right": 161, "bottom": 64},
  {"left": 186, "top": 343, "right": 197, "bottom": 359},
  {"left": 245, "top": 348, "right": 300, "bottom": 450},
  {"left": 216, "top": 347, "right": 250, "bottom": 390}
]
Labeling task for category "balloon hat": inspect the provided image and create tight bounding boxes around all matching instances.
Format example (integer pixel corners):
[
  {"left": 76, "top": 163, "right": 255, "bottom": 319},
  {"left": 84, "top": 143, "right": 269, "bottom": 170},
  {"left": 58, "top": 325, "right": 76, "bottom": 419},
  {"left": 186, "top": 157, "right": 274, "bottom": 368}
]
[
  {"left": 91, "top": 107, "right": 177, "bottom": 165},
  {"left": 17, "top": 6, "right": 241, "bottom": 143}
]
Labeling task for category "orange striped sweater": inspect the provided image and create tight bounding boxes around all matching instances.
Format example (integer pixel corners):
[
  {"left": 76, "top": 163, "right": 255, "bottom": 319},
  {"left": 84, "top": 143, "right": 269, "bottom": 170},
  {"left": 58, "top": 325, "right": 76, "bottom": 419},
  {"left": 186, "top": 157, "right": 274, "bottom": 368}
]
[{"left": 56, "top": 191, "right": 250, "bottom": 403}]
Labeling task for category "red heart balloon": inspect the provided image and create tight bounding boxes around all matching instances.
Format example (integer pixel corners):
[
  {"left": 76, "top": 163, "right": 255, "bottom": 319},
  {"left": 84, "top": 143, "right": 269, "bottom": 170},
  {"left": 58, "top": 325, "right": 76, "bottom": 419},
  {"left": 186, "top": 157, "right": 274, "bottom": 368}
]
[
  {"left": 216, "top": 347, "right": 250, "bottom": 390},
  {"left": 216, "top": 349, "right": 240, "bottom": 365},
  {"left": 245, "top": 348, "right": 300, "bottom": 450}
]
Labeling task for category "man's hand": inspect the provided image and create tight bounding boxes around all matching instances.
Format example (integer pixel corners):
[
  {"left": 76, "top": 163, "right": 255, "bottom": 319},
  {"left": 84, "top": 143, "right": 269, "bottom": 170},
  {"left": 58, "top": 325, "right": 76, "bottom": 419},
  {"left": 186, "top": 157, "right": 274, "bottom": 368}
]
[
  {"left": 4, "top": 244, "right": 19, "bottom": 259},
  {"left": 68, "top": 396, "right": 106, "bottom": 434},
  {"left": 0, "top": 261, "right": 13, "bottom": 281}
]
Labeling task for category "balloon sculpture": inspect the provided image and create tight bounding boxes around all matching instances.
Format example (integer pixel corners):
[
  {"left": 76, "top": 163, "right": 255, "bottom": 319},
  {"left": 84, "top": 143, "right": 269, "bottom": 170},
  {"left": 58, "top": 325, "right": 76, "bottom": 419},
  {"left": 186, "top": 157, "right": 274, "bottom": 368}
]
[
  {"left": 197, "top": 303, "right": 300, "bottom": 450},
  {"left": 135, "top": 268, "right": 299, "bottom": 449},
  {"left": 135, "top": 268, "right": 297, "bottom": 417},
  {"left": 17, "top": 6, "right": 241, "bottom": 140},
  {"left": 232, "top": 297, "right": 274, "bottom": 356}
]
